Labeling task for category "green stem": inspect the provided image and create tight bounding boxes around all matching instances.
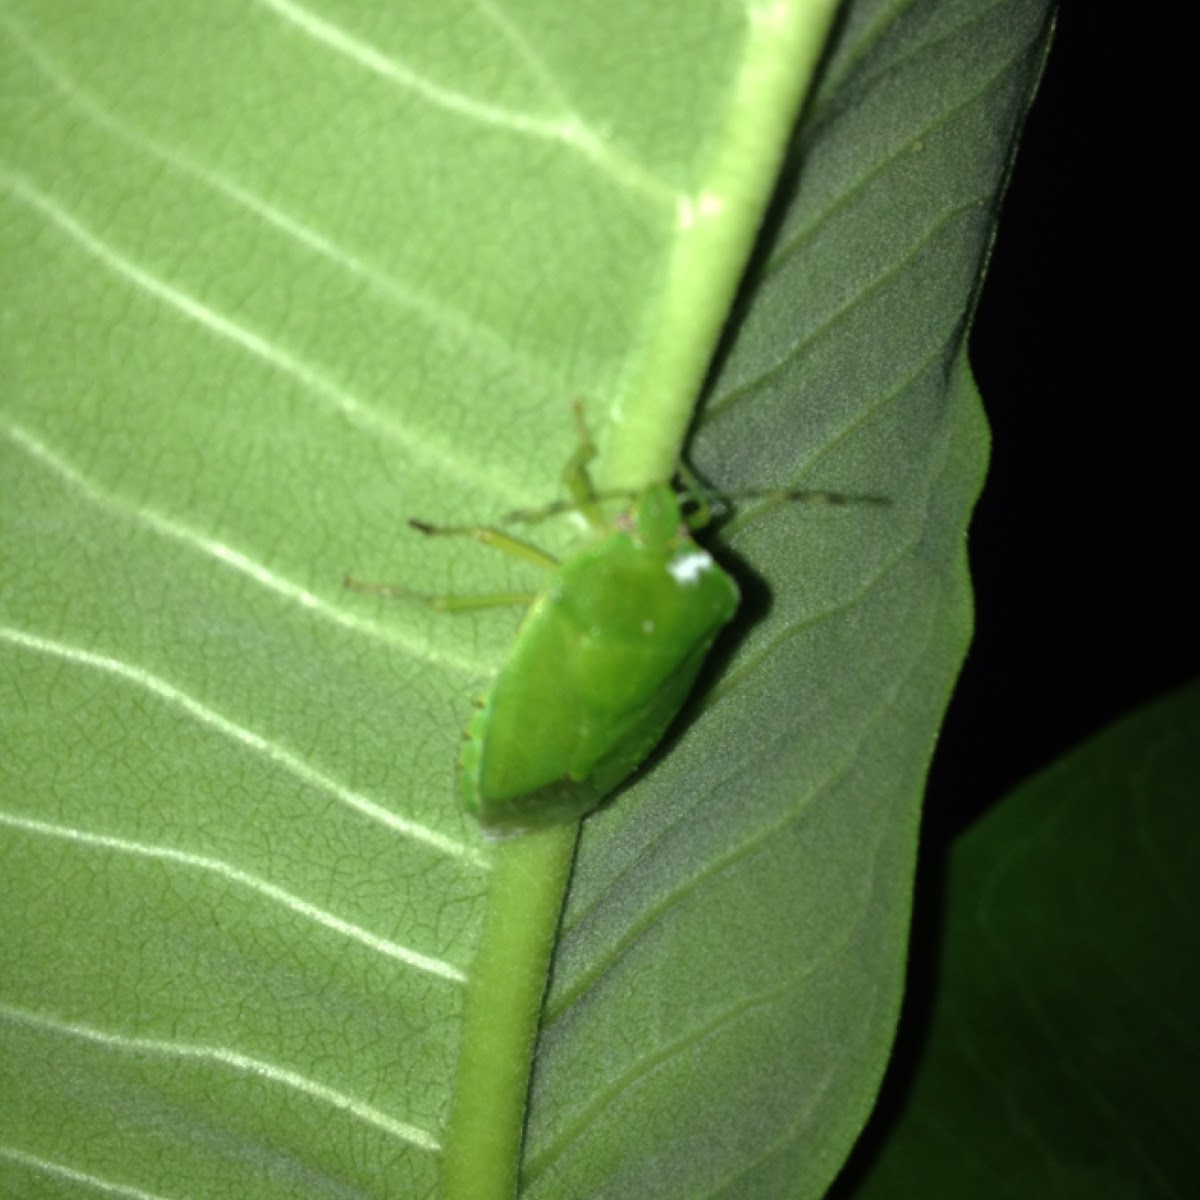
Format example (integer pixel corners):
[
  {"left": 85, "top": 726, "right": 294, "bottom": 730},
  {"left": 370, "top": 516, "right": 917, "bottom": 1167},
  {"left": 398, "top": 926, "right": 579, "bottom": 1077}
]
[
  {"left": 604, "top": 0, "right": 842, "bottom": 493},
  {"left": 441, "top": 823, "right": 578, "bottom": 1199}
]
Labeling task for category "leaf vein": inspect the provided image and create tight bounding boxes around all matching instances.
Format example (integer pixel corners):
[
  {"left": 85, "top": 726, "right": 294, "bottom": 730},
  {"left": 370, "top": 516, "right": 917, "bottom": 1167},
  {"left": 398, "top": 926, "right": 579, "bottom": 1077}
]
[
  {"left": 0, "top": 808, "right": 466, "bottom": 982},
  {"left": 2, "top": 422, "right": 483, "bottom": 677},
  {"left": 0, "top": 10, "right": 556, "bottom": 421},
  {"left": 0, "top": 1146, "right": 174, "bottom": 1200},
  {"left": 0, "top": 625, "right": 486, "bottom": 866},
  {"left": 255, "top": 0, "right": 676, "bottom": 205},
  {"left": 548, "top": 507, "right": 941, "bottom": 1019},
  {"left": 0, "top": 169, "right": 492, "bottom": 488},
  {"left": 0, "top": 1003, "right": 441, "bottom": 1153}
]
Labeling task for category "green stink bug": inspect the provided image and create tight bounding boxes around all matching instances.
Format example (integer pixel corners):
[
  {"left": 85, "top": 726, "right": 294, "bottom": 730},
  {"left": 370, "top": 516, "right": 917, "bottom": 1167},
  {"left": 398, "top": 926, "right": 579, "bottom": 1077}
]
[
  {"left": 348, "top": 407, "right": 737, "bottom": 838},
  {"left": 347, "top": 407, "right": 882, "bottom": 839},
  {"left": 457, "top": 478, "right": 738, "bottom": 839}
]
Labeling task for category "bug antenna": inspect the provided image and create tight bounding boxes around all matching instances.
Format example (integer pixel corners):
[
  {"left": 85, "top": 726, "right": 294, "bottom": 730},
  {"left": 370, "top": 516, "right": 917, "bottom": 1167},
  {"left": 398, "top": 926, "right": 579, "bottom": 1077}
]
[
  {"left": 775, "top": 487, "right": 890, "bottom": 507},
  {"left": 717, "top": 486, "right": 890, "bottom": 507}
]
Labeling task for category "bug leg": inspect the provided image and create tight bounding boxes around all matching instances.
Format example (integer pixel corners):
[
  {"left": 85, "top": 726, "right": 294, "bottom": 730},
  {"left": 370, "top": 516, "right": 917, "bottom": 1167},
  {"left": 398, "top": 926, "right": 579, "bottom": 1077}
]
[
  {"left": 407, "top": 520, "right": 560, "bottom": 570},
  {"left": 560, "top": 400, "right": 608, "bottom": 535},
  {"left": 343, "top": 522, "right": 557, "bottom": 610},
  {"left": 505, "top": 400, "right": 609, "bottom": 533},
  {"left": 561, "top": 401, "right": 596, "bottom": 489},
  {"left": 502, "top": 402, "right": 627, "bottom": 531}
]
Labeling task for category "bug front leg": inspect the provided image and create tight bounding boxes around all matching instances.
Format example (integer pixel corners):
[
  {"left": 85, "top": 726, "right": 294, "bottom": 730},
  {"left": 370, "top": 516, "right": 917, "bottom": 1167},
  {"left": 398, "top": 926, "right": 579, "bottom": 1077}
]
[
  {"left": 560, "top": 400, "right": 609, "bottom": 534},
  {"left": 503, "top": 402, "right": 616, "bottom": 532},
  {"left": 406, "top": 520, "right": 560, "bottom": 571},
  {"left": 344, "top": 521, "right": 557, "bottom": 612}
]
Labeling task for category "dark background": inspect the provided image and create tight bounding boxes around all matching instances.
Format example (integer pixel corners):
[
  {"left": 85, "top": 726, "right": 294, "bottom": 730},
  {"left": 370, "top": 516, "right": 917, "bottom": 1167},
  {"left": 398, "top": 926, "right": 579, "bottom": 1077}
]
[{"left": 926, "top": 2, "right": 1195, "bottom": 841}]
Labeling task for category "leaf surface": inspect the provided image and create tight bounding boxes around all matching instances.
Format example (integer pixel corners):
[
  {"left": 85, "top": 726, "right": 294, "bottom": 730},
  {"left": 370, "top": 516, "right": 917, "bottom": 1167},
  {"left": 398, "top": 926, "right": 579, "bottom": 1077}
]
[{"left": 1, "top": 1, "right": 1051, "bottom": 1197}]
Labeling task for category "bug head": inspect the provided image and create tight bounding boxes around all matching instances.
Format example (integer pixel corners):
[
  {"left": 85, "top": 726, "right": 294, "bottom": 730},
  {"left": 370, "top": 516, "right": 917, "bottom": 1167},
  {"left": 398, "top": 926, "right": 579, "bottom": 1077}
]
[{"left": 626, "top": 482, "right": 689, "bottom": 548}]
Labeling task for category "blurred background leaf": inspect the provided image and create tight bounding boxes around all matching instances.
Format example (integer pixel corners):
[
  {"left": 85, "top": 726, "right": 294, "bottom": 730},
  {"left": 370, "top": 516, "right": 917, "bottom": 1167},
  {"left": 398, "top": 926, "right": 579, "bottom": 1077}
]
[{"left": 840, "top": 679, "right": 1200, "bottom": 1200}]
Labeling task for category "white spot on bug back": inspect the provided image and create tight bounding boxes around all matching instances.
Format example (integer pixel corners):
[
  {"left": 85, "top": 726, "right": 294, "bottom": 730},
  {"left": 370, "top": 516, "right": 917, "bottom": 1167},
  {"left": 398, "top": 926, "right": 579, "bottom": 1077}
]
[
  {"left": 642, "top": 619, "right": 656, "bottom": 634},
  {"left": 669, "top": 550, "right": 714, "bottom": 586}
]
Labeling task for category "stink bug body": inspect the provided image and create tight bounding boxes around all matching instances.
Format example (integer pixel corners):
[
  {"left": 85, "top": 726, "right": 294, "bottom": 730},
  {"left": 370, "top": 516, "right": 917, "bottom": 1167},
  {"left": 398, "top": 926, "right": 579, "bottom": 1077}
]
[
  {"left": 347, "top": 406, "right": 737, "bottom": 838},
  {"left": 346, "top": 406, "right": 882, "bottom": 839},
  {"left": 455, "top": 477, "right": 738, "bottom": 837}
]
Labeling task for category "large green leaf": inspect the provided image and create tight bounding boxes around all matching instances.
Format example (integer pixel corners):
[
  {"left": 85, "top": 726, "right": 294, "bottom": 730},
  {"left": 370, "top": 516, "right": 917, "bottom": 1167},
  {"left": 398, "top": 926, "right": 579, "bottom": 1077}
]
[
  {"left": 844, "top": 679, "right": 1200, "bottom": 1199},
  {"left": 1, "top": 1, "right": 1051, "bottom": 1197}
]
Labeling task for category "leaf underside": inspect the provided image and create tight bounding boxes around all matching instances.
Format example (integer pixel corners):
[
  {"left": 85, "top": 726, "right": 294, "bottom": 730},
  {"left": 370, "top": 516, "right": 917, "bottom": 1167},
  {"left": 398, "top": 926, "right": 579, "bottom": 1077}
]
[{"left": 1, "top": 1, "right": 1053, "bottom": 1198}]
